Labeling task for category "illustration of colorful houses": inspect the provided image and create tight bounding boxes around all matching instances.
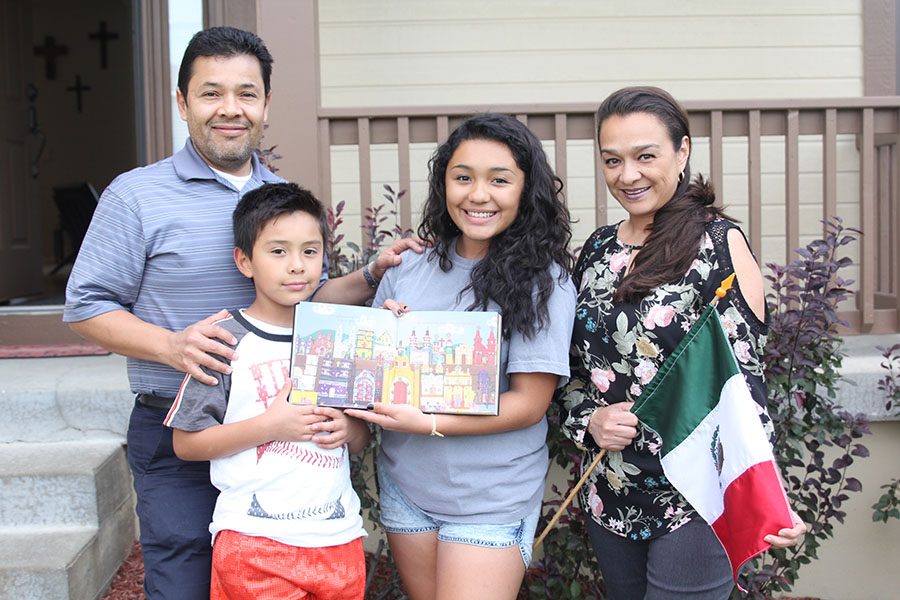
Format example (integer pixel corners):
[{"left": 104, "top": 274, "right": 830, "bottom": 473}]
[{"left": 291, "top": 320, "right": 499, "bottom": 413}]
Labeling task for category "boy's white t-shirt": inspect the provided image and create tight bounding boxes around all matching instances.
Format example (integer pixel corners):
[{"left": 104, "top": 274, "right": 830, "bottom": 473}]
[{"left": 164, "top": 309, "right": 366, "bottom": 548}]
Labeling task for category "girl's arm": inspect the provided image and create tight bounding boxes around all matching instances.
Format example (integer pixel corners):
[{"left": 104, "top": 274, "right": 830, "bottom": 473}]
[
  {"left": 345, "top": 371, "right": 558, "bottom": 436},
  {"left": 351, "top": 261, "right": 574, "bottom": 436}
]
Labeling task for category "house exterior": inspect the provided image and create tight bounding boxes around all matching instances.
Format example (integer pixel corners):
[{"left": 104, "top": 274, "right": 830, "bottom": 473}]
[
  {"left": 0, "top": 1, "right": 896, "bottom": 598},
  {"left": 245, "top": 3, "right": 899, "bottom": 598}
]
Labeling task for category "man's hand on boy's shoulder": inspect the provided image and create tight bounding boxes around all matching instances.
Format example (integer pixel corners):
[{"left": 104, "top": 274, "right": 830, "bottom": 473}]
[
  {"left": 168, "top": 309, "right": 238, "bottom": 386},
  {"left": 369, "top": 235, "right": 428, "bottom": 281}
]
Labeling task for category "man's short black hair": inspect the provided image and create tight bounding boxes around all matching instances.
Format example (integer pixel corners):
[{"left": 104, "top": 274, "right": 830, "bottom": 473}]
[
  {"left": 233, "top": 183, "right": 329, "bottom": 257},
  {"left": 178, "top": 26, "right": 274, "bottom": 97}
]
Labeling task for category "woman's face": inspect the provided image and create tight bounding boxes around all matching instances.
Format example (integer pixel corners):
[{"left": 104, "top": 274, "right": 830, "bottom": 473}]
[
  {"left": 598, "top": 112, "right": 689, "bottom": 226},
  {"left": 444, "top": 138, "right": 524, "bottom": 259}
]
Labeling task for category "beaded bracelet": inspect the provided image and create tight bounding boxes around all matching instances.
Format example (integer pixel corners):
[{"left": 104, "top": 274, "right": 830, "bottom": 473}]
[{"left": 362, "top": 261, "right": 379, "bottom": 289}]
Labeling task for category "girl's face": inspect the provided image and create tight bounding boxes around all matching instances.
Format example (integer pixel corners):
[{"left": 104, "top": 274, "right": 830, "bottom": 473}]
[
  {"left": 598, "top": 112, "right": 689, "bottom": 227},
  {"left": 445, "top": 138, "right": 525, "bottom": 259}
]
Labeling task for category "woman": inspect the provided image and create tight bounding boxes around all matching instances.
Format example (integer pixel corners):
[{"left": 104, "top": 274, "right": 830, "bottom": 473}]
[
  {"left": 345, "top": 113, "right": 576, "bottom": 599},
  {"left": 558, "top": 87, "right": 806, "bottom": 599}
]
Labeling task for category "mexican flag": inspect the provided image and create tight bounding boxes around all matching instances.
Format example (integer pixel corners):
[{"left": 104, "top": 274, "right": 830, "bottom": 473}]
[{"left": 632, "top": 303, "right": 792, "bottom": 585}]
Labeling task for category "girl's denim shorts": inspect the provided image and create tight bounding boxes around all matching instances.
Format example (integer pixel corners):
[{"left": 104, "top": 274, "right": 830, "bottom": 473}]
[{"left": 377, "top": 467, "right": 540, "bottom": 566}]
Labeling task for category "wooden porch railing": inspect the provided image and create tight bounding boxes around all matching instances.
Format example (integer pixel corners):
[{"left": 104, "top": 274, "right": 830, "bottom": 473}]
[{"left": 316, "top": 98, "right": 900, "bottom": 335}]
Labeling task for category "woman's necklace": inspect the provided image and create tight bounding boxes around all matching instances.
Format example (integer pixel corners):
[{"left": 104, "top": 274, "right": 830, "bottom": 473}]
[{"left": 616, "top": 220, "right": 647, "bottom": 251}]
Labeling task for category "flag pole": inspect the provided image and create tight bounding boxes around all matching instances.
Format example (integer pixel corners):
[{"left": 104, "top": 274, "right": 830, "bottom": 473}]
[
  {"left": 533, "top": 274, "right": 737, "bottom": 553},
  {"left": 712, "top": 273, "right": 735, "bottom": 306},
  {"left": 533, "top": 448, "right": 606, "bottom": 551}
]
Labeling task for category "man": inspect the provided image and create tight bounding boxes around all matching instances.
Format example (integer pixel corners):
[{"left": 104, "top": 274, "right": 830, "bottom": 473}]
[{"left": 65, "top": 27, "right": 418, "bottom": 599}]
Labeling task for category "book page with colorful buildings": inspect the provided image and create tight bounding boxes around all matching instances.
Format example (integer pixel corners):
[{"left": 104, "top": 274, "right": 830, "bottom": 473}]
[{"left": 289, "top": 302, "right": 501, "bottom": 415}]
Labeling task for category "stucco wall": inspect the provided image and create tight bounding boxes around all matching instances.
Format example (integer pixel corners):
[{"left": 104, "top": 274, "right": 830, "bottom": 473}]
[{"left": 786, "top": 420, "right": 900, "bottom": 600}]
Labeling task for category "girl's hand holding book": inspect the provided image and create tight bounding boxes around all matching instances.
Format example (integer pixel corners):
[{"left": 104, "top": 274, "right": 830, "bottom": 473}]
[
  {"left": 345, "top": 403, "right": 431, "bottom": 436},
  {"left": 309, "top": 406, "right": 365, "bottom": 450}
]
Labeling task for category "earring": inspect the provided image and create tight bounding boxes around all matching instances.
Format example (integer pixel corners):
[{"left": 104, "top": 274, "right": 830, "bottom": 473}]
[{"left": 678, "top": 171, "right": 685, "bottom": 184}]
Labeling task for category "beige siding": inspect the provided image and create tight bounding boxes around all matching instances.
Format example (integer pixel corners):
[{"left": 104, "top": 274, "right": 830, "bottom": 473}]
[
  {"left": 319, "top": 0, "right": 863, "bottom": 107},
  {"left": 318, "top": 1, "right": 867, "bottom": 285}
]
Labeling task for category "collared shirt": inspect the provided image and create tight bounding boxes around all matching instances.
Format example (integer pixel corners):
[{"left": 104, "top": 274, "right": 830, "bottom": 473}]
[{"left": 64, "top": 140, "right": 323, "bottom": 398}]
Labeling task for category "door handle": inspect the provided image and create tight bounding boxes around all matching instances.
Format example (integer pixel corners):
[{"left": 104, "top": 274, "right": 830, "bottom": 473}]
[{"left": 26, "top": 83, "right": 46, "bottom": 179}]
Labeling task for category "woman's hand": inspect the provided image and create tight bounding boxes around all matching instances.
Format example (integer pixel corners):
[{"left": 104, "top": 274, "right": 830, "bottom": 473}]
[
  {"left": 587, "top": 402, "right": 638, "bottom": 451},
  {"left": 764, "top": 510, "right": 807, "bottom": 548},
  {"left": 381, "top": 298, "right": 409, "bottom": 317},
  {"left": 345, "top": 403, "right": 431, "bottom": 435}
]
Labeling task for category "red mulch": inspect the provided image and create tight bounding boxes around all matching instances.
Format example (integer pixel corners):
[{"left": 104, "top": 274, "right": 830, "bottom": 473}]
[
  {"left": 0, "top": 342, "right": 110, "bottom": 358},
  {"left": 102, "top": 541, "right": 144, "bottom": 600},
  {"left": 103, "top": 543, "right": 820, "bottom": 600},
  {"left": 100, "top": 543, "right": 401, "bottom": 599}
]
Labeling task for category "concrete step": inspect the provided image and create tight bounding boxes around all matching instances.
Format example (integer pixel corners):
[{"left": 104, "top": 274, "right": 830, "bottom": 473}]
[
  {"left": 0, "top": 506, "right": 134, "bottom": 599},
  {"left": 0, "top": 441, "right": 132, "bottom": 528},
  {"left": 0, "top": 441, "right": 135, "bottom": 600},
  {"left": 0, "top": 355, "right": 131, "bottom": 442}
]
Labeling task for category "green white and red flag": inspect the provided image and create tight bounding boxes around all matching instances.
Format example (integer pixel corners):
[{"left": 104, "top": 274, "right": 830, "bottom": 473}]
[{"left": 632, "top": 301, "right": 792, "bottom": 586}]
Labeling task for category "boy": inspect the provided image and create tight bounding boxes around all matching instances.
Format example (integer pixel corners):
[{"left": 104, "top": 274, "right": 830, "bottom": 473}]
[{"left": 165, "top": 182, "right": 369, "bottom": 599}]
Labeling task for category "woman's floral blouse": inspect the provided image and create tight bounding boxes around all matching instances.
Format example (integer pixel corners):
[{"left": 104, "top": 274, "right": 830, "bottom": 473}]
[{"left": 558, "top": 219, "right": 771, "bottom": 540}]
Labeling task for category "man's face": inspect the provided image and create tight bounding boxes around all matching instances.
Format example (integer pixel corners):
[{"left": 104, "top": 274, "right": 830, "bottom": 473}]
[{"left": 176, "top": 54, "right": 270, "bottom": 176}]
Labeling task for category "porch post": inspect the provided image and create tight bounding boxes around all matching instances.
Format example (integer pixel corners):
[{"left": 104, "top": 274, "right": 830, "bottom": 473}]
[
  {"left": 254, "top": 0, "right": 322, "bottom": 196},
  {"left": 862, "top": 0, "right": 896, "bottom": 95},
  {"left": 203, "top": 0, "right": 257, "bottom": 31},
  {"left": 136, "top": 0, "right": 172, "bottom": 164}
]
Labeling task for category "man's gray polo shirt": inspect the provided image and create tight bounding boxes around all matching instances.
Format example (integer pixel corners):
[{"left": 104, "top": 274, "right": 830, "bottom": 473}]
[{"left": 65, "top": 140, "right": 289, "bottom": 398}]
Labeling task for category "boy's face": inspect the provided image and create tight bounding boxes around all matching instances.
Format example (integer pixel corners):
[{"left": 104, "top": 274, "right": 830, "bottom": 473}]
[{"left": 235, "top": 211, "right": 324, "bottom": 324}]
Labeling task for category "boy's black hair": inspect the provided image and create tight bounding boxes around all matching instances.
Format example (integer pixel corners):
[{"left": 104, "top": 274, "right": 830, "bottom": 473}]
[
  {"left": 178, "top": 26, "right": 274, "bottom": 98},
  {"left": 233, "top": 182, "right": 328, "bottom": 257}
]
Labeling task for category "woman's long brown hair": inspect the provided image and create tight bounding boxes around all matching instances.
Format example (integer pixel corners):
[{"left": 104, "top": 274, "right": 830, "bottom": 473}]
[{"left": 596, "top": 87, "right": 731, "bottom": 304}]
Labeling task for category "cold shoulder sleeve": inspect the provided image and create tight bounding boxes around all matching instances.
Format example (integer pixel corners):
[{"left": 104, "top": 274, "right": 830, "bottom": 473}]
[{"left": 704, "top": 219, "right": 773, "bottom": 437}]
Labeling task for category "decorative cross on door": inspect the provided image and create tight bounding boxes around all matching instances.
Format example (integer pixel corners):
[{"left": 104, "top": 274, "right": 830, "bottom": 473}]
[
  {"left": 34, "top": 36, "right": 69, "bottom": 80},
  {"left": 66, "top": 75, "right": 91, "bottom": 112},
  {"left": 88, "top": 20, "right": 119, "bottom": 69}
]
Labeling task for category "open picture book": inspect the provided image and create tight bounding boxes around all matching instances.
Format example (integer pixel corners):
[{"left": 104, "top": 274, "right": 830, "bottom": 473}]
[{"left": 289, "top": 302, "right": 502, "bottom": 415}]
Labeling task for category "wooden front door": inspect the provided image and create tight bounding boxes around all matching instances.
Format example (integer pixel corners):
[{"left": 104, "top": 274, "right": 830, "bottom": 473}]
[{"left": 0, "top": 0, "right": 42, "bottom": 302}]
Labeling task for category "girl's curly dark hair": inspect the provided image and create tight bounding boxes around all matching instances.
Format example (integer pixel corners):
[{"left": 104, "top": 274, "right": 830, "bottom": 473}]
[{"left": 418, "top": 113, "right": 574, "bottom": 339}]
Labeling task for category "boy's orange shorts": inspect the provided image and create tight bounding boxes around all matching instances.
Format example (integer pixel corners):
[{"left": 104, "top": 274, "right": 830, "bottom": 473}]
[{"left": 210, "top": 529, "right": 365, "bottom": 600}]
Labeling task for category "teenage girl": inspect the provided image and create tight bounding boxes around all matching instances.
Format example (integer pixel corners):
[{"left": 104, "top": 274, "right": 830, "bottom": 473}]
[{"left": 344, "top": 113, "right": 576, "bottom": 599}]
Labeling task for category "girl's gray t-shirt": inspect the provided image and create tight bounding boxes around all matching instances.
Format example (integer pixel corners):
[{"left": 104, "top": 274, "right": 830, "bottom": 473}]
[{"left": 374, "top": 243, "right": 576, "bottom": 523}]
